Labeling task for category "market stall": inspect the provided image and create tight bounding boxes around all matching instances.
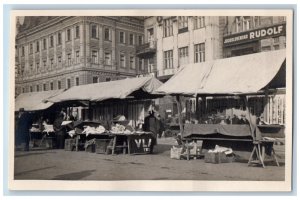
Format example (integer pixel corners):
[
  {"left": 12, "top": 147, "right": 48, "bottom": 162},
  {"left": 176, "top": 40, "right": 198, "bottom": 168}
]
[
  {"left": 15, "top": 90, "right": 65, "bottom": 149},
  {"left": 156, "top": 49, "right": 286, "bottom": 166},
  {"left": 46, "top": 76, "right": 163, "bottom": 154}
]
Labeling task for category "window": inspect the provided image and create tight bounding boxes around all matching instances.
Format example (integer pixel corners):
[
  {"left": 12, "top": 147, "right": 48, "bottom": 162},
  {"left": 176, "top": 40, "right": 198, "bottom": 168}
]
[
  {"left": 21, "top": 46, "right": 25, "bottom": 56},
  {"left": 67, "top": 78, "right": 71, "bottom": 89},
  {"left": 194, "top": 43, "right": 205, "bottom": 63},
  {"left": 30, "top": 64, "right": 33, "bottom": 71},
  {"left": 178, "top": 16, "right": 188, "bottom": 32},
  {"left": 93, "top": 76, "right": 98, "bottom": 83},
  {"left": 75, "top": 51, "right": 80, "bottom": 64},
  {"left": 164, "top": 50, "right": 173, "bottom": 69},
  {"left": 50, "top": 36, "right": 54, "bottom": 47},
  {"left": 104, "top": 28, "right": 111, "bottom": 41},
  {"left": 50, "top": 82, "right": 54, "bottom": 90},
  {"left": 92, "top": 51, "right": 98, "bottom": 64},
  {"left": 194, "top": 16, "right": 205, "bottom": 29},
  {"left": 119, "top": 32, "right": 125, "bottom": 43},
  {"left": 22, "top": 87, "right": 25, "bottom": 93},
  {"left": 129, "top": 34, "right": 134, "bottom": 45},
  {"left": 75, "top": 77, "right": 79, "bottom": 86},
  {"left": 57, "top": 80, "right": 61, "bottom": 89},
  {"left": 120, "top": 54, "right": 125, "bottom": 68},
  {"left": 274, "top": 45, "right": 280, "bottom": 50},
  {"left": 139, "top": 58, "right": 144, "bottom": 71},
  {"left": 36, "top": 85, "right": 40, "bottom": 92},
  {"left": 91, "top": 25, "right": 98, "bottom": 39},
  {"left": 262, "top": 46, "right": 271, "bottom": 52},
  {"left": 36, "top": 62, "right": 40, "bottom": 70},
  {"left": 163, "top": 18, "right": 173, "bottom": 37},
  {"left": 43, "top": 60, "right": 47, "bottom": 68},
  {"left": 138, "top": 36, "right": 143, "bottom": 45},
  {"left": 58, "top": 55, "right": 62, "bottom": 64},
  {"left": 236, "top": 16, "right": 250, "bottom": 33},
  {"left": 67, "top": 53, "right": 72, "bottom": 66},
  {"left": 43, "top": 83, "right": 47, "bottom": 91},
  {"left": 130, "top": 56, "right": 135, "bottom": 69},
  {"left": 106, "top": 77, "right": 111, "bottom": 82},
  {"left": 179, "top": 46, "right": 189, "bottom": 66},
  {"left": 36, "top": 41, "right": 40, "bottom": 52},
  {"left": 253, "top": 16, "right": 260, "bottom": 28},
  {"left": 67, "top": 29, "right": 71, "bottom": 41},
  {"left": 147, "top": 28, "right": 154, "bottom": 43},
  {"left": 273, "top": 37, "right": 280, "bottom": 43},
  {"left": 50, "top": 58, "right": 54, "bottom": 69},
  {"left": 43, "top": 38, "right": 47, "bottom": 50},
  {"left": 29, "top": 44, "right": 33, "bottom": 54},
  {"left": 105, "top": 52, "right": 112, "bottom": 65},
  {"left": 75, "top": 25, "right": 80, "bottom": 38},
  {"left": 30, "top": 86, "right": 33, "bottom": 92},
  {"left": 57, "top": 32, "right": 62, "bottom": 45}
]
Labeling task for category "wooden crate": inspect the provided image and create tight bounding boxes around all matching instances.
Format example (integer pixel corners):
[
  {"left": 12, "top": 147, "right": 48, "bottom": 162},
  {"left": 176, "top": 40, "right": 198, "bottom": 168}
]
[
  {"left": 204, "top": 152, "right": 234, "bottom": 164},
  {"left": 95, "top": 139, "right": 111, "bottom": 154},
  {"left": 65, "top": 138, "right": 76, "bottom": 151}
]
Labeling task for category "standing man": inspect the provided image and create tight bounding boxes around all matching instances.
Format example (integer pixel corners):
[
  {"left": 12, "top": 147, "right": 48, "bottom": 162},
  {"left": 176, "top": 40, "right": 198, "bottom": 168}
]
[
  {"left": 144, "top": 110, "right": 159, "bottom": 153},
  {"left": 16, "top": 108, "right": 32, "bottom": 151},
  {"left": 53, "top": 111, "right": 65, "bottom": 149}
]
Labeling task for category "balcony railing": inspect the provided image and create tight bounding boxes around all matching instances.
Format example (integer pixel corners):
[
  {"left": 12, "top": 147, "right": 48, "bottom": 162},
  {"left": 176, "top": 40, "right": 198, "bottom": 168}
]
[{"left": 136, "top": 41, "right": 156, "bottom": 57}]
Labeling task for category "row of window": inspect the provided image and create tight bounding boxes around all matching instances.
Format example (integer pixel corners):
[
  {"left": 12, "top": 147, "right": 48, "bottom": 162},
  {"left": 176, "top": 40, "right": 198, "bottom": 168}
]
[
  {"left": 163, "top": 16, "right": 205, "bottom": 37},
  {"left": 19, "top": 25, "right": 143, "bottom": 56},
  {"left": 163, "top": 43, "right": 205, "bottom": 69}
]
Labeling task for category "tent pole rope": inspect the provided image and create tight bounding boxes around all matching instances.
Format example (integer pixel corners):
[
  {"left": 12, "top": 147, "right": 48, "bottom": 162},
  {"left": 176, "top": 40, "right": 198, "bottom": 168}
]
[{"left": 175, "top": 95, "right": 184, "bottom": 137}]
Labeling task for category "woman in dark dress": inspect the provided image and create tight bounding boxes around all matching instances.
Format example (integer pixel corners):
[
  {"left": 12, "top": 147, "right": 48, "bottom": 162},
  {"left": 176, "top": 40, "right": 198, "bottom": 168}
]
[{"left": 53, "top": 113, "right": 65, "bottom": 149}]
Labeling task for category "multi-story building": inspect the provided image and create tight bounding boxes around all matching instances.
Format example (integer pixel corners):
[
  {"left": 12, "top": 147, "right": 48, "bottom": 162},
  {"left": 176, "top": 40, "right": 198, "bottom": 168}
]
[
  {"left": 136, "top": 16, "right": 225, "bottom": 82},
  {"left": 15, "top": 16, "right": 145, "bottom": 96},
  {"left": 223, "top": 16, "right": 286, "bottom": 57}
]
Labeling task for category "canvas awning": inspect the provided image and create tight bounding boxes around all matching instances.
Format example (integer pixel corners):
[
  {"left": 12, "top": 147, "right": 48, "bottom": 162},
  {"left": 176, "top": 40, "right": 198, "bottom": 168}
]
[
  {"left": 156, "top": 49, "right": 286, "bottom": 95},
  {"left": 47, "top": 76, "right": 163, "bottom": 103},
  {"left": 15, "top": 89, "right": 65, "bottom": 111}
]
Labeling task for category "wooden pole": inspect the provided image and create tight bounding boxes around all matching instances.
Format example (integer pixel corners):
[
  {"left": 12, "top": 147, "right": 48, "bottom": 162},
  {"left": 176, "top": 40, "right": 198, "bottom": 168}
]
[
  {"left": 243, "top": 95, "right": 255, "bottom": 139},
  {"left": 175, "top": 95, "right": 184, "bottom": 137},
  {"left": 195, "top": 94, "right": 199, "bottom": 121}
]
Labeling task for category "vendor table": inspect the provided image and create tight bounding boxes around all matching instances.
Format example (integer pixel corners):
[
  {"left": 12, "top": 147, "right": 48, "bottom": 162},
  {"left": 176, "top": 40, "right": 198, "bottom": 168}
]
[{"left": 72, "top": 132, "right": 155, "bottom": 155}]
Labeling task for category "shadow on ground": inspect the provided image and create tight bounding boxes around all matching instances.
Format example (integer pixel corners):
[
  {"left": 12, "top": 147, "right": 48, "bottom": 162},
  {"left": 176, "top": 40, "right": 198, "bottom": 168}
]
[
  {"left": 15, "top": 166, "right": 56, "bottom": 177},
  {"left": 52, "top": 170, "right": 96, "bottom": 180},
  {"left": 15, "top": 151, "right": 57, "bottom": 158}
]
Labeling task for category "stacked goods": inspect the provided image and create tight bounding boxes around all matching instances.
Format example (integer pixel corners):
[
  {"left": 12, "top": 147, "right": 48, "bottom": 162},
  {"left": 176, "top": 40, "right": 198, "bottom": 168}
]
[
  {"left": 82, "top": 125, "right": 106, "bottom": 136},
  {"left": 43, "top": 124, "right": 54, "bottom": 134},
  {"left": 204, "top": 145, "right": 235, "bottom": 164}
]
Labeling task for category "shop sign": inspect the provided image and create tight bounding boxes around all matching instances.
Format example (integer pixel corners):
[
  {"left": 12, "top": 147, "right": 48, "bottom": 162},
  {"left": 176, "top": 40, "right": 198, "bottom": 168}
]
[{"left": 223, "top": 23, "right": 286, "bottom": 47}]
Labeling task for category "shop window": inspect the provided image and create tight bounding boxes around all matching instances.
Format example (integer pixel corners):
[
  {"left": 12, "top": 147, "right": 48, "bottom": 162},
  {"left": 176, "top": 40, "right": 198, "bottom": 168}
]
[
  {"left": 179, "top": 46, "right": 189, "bottom": 66},
  {"left": 178, "top": 16, "right": 188, "bottom": 33},
  {"left": 120, "top": 54, "right": 125, "bottom": 68},
  {"left": 105, "top": 52, "right": 112, "bottom": 65},
  {"left": 93, "top": 76, "right": 98, "bottom": 83},
  {"left": 194, "top": 16, "right": 205, "bottom": 29},
  {"left": 164, "top": 50, "right": 173, "bottom": 69},
  {"left": 129, "top": 34, "right": 134, "bottom": 45},
  {"left": 75, "top": 77, "right": 80, "bottom": 86},
  {"left": 67, "top": 78, "right": 71, "bottom": 89},
  {"left": 119, "top": 32, "right": 125, "bottom": 43},
  {"left": 67, "top": 29, "right": 71, "bottom": 41},
  {"left": 57, "top": 32, "right": 62, "bottom": 45},
  {"left": 36, "top": 41, "right": 40, "bottom": 52},
  {"left": 163, "top": 18, "right": 173, "bottom": 37},
  {"left": 92, "top": 50, "right": 98, "bottom": 64},
  {"left": 50, "top": 35, "right": 54, "bottom": 47},
  {"left": 75, "top": 25, "right": 80, "bottom": 38},
  {"left": 130, "top": 56, "right": 135, "bottom": 69},
  {"left": 29, "top": 43, "right": 33, "bottom": 54},
  {"left": 194, "top": 43, "right": 205, "bottom": 63},
  {"left": 50, "top": 82, "right": 54, "bottom": 90},
  {"left": 104, "top": 28, "right": 111, "bottom": 41},
  {"left": 91, "top": 25, "right": 98, "bottom": 39}
]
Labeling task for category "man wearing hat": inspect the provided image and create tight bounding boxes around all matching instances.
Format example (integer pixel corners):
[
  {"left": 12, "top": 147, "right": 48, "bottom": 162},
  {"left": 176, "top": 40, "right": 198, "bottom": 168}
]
[
  {"left": 16, "top": 108, "right": 32, "bottom": 151},
  {"left": 239, "top": 114, "right": 249, "bottom": 125}
]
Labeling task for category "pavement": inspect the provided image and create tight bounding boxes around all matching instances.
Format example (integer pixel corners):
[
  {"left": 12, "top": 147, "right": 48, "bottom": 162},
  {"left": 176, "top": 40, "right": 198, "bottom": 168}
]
[{"left": 14, "top": 137, "right": 285, "bottom": 181}]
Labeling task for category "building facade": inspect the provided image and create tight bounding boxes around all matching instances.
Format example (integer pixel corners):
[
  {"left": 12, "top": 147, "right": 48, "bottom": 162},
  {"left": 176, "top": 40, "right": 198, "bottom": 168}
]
[{"left": 15, "top": 16, "right": 145, "bottom": 96}]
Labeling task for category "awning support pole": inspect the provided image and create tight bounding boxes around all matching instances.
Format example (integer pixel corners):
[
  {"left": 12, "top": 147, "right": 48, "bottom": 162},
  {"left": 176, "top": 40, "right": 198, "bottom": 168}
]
[
  {"left": 263, "top": 87, "right": 269, "bottom": 124},
  {"left": 195, "top": 95, "right": 199, "bottom": 121},
  {"left": 243, "top": 95, "right": 255, "bottom": 139},
  {"left": 175, "top": 95, "right": 184, "bottom": 137}
]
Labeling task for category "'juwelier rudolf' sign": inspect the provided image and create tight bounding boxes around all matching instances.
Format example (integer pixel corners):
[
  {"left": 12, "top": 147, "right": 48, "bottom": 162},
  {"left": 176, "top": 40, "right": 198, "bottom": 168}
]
[{"left": 223, "top": 23, "right": 286, "bottom": 47}]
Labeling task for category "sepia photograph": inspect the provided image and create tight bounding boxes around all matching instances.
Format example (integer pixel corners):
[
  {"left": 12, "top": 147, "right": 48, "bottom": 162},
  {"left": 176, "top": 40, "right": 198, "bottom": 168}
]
[{"left": 9, "top": 10, "right": 293, "bottom": 191}]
